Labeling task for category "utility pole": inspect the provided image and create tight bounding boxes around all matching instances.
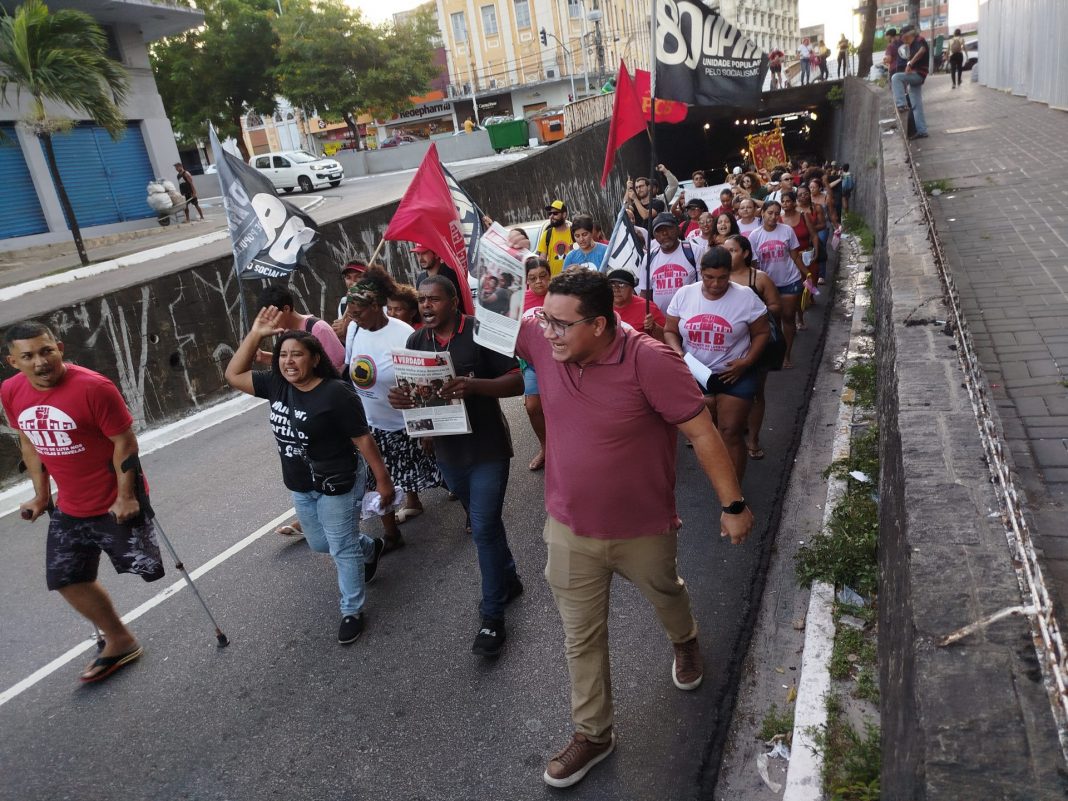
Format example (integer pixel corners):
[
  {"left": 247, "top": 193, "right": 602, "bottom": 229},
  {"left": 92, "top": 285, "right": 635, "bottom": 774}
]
[
  {"left": 540, "top": 28, "right": 578, "bottom": 103},
  {"left": 587, "top": 6, "right": 605, "bottom": 87}
]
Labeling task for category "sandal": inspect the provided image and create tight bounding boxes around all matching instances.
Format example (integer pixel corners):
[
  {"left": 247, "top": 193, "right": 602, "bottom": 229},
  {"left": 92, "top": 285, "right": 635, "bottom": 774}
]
[
  {"left": 395, "top": 507, "right": 423, "bottom": 524},
  {"left": 528, "top": 452, "right": 545, "bottom": 471},
  {"left": 275, "top": 519, "right": 303, "bottom": 536},
  {"left": 80, "top": 646, "right": 144, "bottom": 683},
  {"left": 747, "top": 446, "right": 765, "bottom": 460}
]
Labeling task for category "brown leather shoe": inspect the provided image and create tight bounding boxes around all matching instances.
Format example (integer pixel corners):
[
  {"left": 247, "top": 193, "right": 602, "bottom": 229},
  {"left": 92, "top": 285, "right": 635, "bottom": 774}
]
[
  {"left": 672, "top": 637, "right": 704, "bottom": 690},
  {"left": 543, "top": 731, "right": 616, "bottom": 788}
]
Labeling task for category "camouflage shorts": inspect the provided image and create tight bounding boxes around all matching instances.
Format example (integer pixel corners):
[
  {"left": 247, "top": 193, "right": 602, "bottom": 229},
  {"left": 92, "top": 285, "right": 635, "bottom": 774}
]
[{"left": 45, "top": 509, "right": 166, "bottom": 591}]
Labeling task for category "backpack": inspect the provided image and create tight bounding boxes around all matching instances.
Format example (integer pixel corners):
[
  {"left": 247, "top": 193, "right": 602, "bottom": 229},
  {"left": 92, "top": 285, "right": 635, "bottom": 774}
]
[
  {"left": 950, "top": 37, "right": 963, "bottom": 54},
  {"left": 652, "top": 240, "right": 697, "bottom": 270}
]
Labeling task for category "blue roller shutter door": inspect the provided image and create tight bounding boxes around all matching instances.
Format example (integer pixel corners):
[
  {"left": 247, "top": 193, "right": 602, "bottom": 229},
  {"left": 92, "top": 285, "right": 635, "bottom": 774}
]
[
  {"left": 0, "top": 124, "right": 49, "bottom": 239},
  {"left": 47, "top": 122, "right": 156, "bottom": 228}
]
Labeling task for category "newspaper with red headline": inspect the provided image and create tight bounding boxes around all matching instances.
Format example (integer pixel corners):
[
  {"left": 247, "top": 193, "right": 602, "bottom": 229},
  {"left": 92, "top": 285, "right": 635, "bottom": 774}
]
[{"left": 390, "top": 349, "right": 471, "bottom": 437}]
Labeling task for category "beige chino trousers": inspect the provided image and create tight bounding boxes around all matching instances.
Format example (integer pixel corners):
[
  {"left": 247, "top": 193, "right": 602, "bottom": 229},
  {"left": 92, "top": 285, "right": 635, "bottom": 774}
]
[{"left": 543, "top": 515, "right": 698, "bottom": 742}]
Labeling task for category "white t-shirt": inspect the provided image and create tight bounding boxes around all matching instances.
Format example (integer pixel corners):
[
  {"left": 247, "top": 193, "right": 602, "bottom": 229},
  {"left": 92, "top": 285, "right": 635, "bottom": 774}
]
[
  {"left": 747, "top": 223, "right": 802, "bottom": 287},
  {"left": 344, "top": 317, "right": 414, "bottom": 431},
  {"left": 667, "top": 282, "right": 768, "bottom": 373},
  {"left": 638, "top": 240, "right": 703, "bottom": 310},
  {"left": 737, "top": 218, "right": 762, "bottom": 238}
]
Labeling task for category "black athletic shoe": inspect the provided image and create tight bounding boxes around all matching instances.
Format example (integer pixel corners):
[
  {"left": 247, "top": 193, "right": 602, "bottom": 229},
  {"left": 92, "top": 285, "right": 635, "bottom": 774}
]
[
  {"left": 365, "top": 537, "right": 385, "bottom": 585},
  {"left": 472, "top": 617, "right": 506, "bottom": 658},
  {"left": 338, "top": 613, "right": 364, "bottom": 645}
]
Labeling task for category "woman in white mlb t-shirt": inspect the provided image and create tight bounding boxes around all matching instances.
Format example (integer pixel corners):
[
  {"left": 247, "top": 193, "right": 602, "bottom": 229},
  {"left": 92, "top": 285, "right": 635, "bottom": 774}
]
[{"left": 665, "top": 246, "right": 770, "bottom": 480}]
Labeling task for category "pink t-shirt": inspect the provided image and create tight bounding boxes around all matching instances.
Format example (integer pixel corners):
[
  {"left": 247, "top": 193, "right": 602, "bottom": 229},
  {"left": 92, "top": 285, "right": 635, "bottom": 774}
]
[
  {"left": 667, "top": 282, "right": 768, "bottom": 373},
  {"left": 2, "top": 364, "right": 134, "bottom": 518},
  {"left": 305, "top": 316, "right": 346, "bottom": 372},
  {"left": 516, "top": 318, "right": 705, "bottom": 539},
  {"left": 747, "top": 223, "right": 802, "bottom": 287}
]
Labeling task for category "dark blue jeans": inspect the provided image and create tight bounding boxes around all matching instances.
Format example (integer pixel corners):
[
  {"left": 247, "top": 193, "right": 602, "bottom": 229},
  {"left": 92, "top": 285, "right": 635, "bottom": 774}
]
[{"left": 437, "top": 458, "right": 517, "bottom": 621}]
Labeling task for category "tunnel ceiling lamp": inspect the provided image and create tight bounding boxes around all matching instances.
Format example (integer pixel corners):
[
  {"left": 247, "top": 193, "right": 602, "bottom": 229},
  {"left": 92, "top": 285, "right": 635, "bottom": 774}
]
[
  {"left": 703, "top": 122, "right": 711, "bottom": 130},
  {"left": 734, "top": 119, "right": 740, "bottom": 125},
  {"left": 809, "top": 111, "right": 818, "bottom": 120}
]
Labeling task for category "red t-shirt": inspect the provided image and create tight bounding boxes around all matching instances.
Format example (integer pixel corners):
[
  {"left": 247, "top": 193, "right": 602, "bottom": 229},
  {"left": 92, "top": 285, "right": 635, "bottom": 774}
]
[
  {"left": 614, "top": 294, "right": 666, "bottom": 331},
  {"left": 516, "top": 319, "right": 705, "bottom": 539},
  {"left": 1, "top": 364, "right": 133, "bottom": 517}
]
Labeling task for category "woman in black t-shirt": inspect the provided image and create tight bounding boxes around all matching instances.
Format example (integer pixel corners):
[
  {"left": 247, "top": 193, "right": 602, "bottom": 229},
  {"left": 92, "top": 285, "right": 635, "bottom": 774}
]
[{"left": 225, "top": 306, "right": 395, "bottom": 645}]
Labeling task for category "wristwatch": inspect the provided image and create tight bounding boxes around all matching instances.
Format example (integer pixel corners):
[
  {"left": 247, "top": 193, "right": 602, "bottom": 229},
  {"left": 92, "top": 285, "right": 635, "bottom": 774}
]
[{"left": 722, "top": 499, "right": 748, "bottom": 515}]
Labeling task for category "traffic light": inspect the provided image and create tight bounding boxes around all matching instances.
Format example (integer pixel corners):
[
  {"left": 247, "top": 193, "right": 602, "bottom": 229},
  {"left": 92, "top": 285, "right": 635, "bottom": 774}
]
[{"left": 539, "top": 27, "right": 547, "bottom": 46}]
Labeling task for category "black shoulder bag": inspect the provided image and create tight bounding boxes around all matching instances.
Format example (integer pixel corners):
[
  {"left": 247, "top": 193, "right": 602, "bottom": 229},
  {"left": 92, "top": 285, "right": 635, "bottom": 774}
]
[{"left": 750, "top": 268, "right": 787, "bottom": 372}]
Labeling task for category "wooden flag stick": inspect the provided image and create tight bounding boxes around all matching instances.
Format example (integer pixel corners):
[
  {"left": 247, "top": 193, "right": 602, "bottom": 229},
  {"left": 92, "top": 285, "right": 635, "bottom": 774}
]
[{"left": 368, "top": 237, "right": 386, "bottom": 265}]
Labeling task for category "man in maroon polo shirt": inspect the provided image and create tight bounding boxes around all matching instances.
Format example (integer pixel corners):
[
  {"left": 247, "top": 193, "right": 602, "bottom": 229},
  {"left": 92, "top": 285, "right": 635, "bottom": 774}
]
[{"left": 515, "top": 268, "right": 753, "bottom": 788}]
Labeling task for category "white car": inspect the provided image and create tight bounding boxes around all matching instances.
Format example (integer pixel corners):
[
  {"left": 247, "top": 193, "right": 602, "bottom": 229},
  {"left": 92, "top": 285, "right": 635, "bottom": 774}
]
[{"left": 249, "top": 150, "right": 344, "bottom": 193}]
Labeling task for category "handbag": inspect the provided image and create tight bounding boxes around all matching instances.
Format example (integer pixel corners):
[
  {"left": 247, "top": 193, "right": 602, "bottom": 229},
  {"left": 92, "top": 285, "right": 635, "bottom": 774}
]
[
  {"left": 285, "top": 386, "right": 359, "bottom": 496},
  {"left": 750, "top": 268, "right": 787, "bottom": 371}
]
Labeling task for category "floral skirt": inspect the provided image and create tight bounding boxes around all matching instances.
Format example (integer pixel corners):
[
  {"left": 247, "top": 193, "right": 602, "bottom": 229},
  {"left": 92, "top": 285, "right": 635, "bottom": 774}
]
[{"left": 367, "top": 427, "right": 441, "bottom": 494}]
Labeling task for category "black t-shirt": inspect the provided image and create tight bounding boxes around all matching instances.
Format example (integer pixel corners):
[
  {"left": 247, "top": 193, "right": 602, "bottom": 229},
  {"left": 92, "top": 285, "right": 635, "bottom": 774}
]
[
  {"left": 405, "top": 315, "right": 519, "bottom": 466},
  {"left": 906, "top": 36, "right": 929, "bottom": 79},
  {"left": 252, "top": 371, "right": 369, "bottom": 492}
]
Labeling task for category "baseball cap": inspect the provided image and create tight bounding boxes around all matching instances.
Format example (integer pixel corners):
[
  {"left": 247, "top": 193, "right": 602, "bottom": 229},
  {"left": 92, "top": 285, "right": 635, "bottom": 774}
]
[
  {"left": 411, "top": 243, "right": 433, "bottom": 254},
  {"left": 732, "top": 166, "right": 743, "bottom": 175},
  {"left": 340, "top": 259, "right": 367, "bottom": 275},
  {"left": 685, "top": 198, "right": 708, "bottom": 212},
  {"left": 606, "top": 269, "right": 637, "bottom": 287},
  {"left": 545, "top": 200, "right": 567, "bottom": 213},
  {"left": 652, "top": 212, "right": 678, "bottom": 231}
]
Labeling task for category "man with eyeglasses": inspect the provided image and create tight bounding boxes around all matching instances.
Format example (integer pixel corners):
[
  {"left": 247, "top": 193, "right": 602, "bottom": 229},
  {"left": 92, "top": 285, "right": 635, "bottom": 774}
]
[
  {"left": 536, "top": 200, "right": 574, "bottom": 276},
  {"left": 608, "top": 268, "right": 665, "bottom": 342},
  {"left": 516, "top": 269, "right": 753, "bottom": 788}
]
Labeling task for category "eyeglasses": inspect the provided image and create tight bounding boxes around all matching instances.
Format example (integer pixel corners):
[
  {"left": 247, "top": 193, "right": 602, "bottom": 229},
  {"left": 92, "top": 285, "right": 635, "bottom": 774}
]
[
  {"left": 533, "top": 308, "right": 598, "bottom": 337},
  {"left": 608, "top": 281, "right": 631, "bottom": 289}
]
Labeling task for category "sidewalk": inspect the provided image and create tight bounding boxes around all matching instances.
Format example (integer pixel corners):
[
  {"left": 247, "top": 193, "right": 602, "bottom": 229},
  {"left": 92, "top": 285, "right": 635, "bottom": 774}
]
[{"left": 911, "top": 73, "right": 1068, "bottom": 615}]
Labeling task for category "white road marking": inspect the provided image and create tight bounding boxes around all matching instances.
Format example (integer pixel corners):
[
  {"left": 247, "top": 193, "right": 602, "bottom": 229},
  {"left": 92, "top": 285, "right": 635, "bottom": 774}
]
[{"left": 0, "top": 507, "right": 294, "bottom": 709}]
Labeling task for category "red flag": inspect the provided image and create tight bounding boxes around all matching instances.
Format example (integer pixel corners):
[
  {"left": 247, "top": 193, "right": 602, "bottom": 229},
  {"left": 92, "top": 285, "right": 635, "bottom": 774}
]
[
  {"left": 633, "top": 70, "right": 688, "bottom": 123},
  {"left": 600, "top": 61, "right": 648, "bottom": 187},
  {"left": 384, "top": 143, "right": 473, "bottom": 315}
]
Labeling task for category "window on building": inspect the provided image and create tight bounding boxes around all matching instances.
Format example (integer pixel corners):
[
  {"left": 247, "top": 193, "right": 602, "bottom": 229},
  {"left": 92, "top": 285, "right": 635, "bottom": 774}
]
[
  {"left": 451, "top": 11, "right": 467, "bottom": 43},
  {"left": 481, "top": 4, "right": 498, "bottom": 36},
  {"left": 246, "top": 112, "right": 263, "bottom": 128},
  {"left": 568, "top": 0, "right": 581, "bottom": 18},
  {"left": 513, "top": 0, "right": 531, "bottom": 29}
]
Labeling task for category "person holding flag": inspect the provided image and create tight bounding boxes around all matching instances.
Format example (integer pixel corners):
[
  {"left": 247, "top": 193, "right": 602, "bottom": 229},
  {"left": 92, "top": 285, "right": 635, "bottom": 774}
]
[
  {"left": 608, "top": 269, "right": 665, "bottom": 342},
  {"left": 412, "top": 244, "right": 464, "bottom": 303}
]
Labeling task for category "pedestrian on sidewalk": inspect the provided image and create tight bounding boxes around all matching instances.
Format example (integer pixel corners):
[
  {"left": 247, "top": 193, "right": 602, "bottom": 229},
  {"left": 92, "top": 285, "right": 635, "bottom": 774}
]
[
  {"left": 225, "top": 307, "right": 393, "bottom": 645},
  {"left": 948, "top": 28, "right": 966, "bottom": 88},
  {"left": 515, "top": 268, "right": 753, "bottom": 788},
  {"left": 891, "top": 24, "right": 930, "bottom": 139},
  {"left": 883, "top": 28, "right": 901, "bottom": 77},
  {"left": 3, "top": 321, "right": 166, "bottom": 683},
  {"left": 387, "top": 275, "right": 525, "bottom": 659},
  {"left": 174, "top": 162, "right": 204, "bottom": 222}
]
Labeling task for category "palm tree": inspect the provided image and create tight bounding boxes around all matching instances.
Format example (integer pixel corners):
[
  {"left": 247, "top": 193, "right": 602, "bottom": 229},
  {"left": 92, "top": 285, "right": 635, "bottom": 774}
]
[{"left": 0, "top": 0, "right": 129, "bottom": 266}]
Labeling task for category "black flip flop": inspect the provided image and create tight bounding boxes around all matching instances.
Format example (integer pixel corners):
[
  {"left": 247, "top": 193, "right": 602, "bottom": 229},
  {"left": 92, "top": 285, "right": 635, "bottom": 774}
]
[{"left": 80, "top": 646, "right": 144, "bottom": 684}]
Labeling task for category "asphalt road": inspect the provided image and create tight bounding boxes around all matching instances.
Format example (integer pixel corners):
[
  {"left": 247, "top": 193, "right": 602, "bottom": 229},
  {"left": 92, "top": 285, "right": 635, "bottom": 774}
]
[{"left": 0, "top": 286, "right": 833, "bottom": 800}]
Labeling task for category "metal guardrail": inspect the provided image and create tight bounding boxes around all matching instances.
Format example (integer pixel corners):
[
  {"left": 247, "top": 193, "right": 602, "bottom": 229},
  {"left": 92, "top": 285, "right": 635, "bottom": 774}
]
[{"left": 563, "top": 93, "right": 613, "bottom": 136}]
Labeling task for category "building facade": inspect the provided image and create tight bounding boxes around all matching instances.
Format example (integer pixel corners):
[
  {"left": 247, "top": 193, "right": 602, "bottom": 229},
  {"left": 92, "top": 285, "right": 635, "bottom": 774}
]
[
  {"left": 876, "top": 0, "right": 951, "bottom": 39},
  {"left": 0, "top": 0, "right": 203, "bottom": 249},
  {"left": 719, "top": 0, "right": 800, "bottom": 56}
]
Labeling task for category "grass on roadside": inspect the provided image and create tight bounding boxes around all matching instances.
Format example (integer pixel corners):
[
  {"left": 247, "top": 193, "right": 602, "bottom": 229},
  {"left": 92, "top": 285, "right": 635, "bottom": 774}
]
[
  {"left": 811, "top": 694, "right": 881, "bottom": 801},
  {"left": 845, "top": 358, "right": 877, "bottom": 409},
  {"left": 842, "top": 212, "right": 875, "bottom": 255},
  {"left": 759, "top": 703, "right": 795, "bottom": 742},
  {"left": 922, "top": 178, "right": 953, "bottom": 195},
  {"left": 829, "top": 624, "right": 877, "bottom": 681}
]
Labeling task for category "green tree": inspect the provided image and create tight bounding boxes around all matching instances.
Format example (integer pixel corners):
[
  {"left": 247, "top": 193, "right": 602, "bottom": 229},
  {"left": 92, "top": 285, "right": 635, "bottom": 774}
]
[
  {"left": 273, "top": 0, "right": 438, "bottom": 125},
  {"left": 152, "top": 0, "right": 279, "bottom": 161},
  {"left": 0, "top": 0, "right": 129, "bottom": 265}
]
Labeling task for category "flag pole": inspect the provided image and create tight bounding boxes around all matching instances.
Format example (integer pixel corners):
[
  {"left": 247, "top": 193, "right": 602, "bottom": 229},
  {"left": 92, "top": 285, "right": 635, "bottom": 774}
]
[
  {"left": 644, "top": 1, "right": 657, "bottom": 315},
  {"left": 368, "top": 237, "right": 386, "bottom": 265}
]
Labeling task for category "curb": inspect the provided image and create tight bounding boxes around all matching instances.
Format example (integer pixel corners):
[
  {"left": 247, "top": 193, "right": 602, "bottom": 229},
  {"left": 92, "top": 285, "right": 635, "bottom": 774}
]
[{"left": 783, "top": 244, "right": 871, "bottom": 799}]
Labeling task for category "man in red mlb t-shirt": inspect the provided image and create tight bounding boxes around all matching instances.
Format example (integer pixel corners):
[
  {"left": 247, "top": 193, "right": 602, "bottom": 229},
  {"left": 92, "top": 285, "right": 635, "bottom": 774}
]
[{"left": 2, "top": 321, "right": 164, "bottom": 684}]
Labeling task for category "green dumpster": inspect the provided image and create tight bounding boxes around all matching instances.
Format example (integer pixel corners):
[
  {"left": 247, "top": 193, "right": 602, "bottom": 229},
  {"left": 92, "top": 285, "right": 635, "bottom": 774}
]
[{"left": 485, "top": 119, "right": 528, "bottom": 152}]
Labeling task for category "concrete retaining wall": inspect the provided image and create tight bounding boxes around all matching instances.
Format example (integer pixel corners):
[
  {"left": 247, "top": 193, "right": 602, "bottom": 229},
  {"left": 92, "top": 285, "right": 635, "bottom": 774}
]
[
  {"left": 0, "top": 122, "right": 646, "bottom": 479},
  {"left": 837, "top": 79, "right": 1065, "bottom": 798}
]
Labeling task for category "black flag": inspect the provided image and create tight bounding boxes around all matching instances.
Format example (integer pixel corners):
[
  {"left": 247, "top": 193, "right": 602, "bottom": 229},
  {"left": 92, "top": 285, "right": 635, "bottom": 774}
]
[
  {"left": 654, "top": 0, "right": 768, "bottom": 107},
  {"left": 441, "top": 164, "right": 485, "bottom": 269},
  {"left": 209, "top": 126, "right": 318, "bottom": 280}
]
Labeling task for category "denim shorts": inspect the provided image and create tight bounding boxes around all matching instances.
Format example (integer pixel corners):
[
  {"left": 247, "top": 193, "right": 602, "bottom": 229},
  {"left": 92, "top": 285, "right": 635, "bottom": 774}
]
[
  {"left": 777, "top": 279, "right": 804, "bottom": 296},
  {"left": 697, "top": 370, "right": 760, "bottom": 401},
  {"left": 522, "top": 364, "right": 539, "bottom": 396}
]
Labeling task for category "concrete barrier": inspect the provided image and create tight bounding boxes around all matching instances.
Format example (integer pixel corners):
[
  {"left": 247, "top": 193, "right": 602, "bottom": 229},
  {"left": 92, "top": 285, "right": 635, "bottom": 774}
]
[
  {"left": 837, "top": 78, "right": 1065, "bottom": 798},
  {"left": 0, "top": 122, "right": 646, "bottom": 480}
]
